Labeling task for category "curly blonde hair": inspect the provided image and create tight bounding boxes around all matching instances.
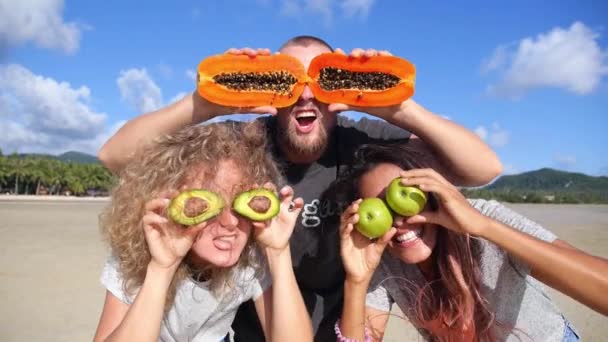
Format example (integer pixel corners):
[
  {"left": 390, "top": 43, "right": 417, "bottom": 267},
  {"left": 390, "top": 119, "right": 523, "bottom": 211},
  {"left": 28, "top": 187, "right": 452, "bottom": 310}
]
[{"left": 100, "top": 120, "right": 282, "bottom": 308}]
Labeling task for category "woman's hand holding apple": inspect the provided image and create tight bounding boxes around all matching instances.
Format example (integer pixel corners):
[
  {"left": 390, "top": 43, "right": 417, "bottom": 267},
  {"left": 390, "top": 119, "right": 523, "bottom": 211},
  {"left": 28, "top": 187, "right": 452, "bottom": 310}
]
[
  {"left": 399, "top": 168, "right": 491, "bottom": 237},
  {"left": 339, "top": 199, "right": 396, "bottom": 284}
]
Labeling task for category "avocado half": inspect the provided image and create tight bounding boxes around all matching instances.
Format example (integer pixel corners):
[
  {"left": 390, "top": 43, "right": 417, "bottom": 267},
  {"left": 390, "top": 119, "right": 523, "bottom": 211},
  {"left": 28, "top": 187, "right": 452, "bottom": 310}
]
[
  {"left": 233, "top": 188, "right": 280, "bottom": 221},
  {"left": 167, "top": 189, "right": 225, "bottom": 226}
]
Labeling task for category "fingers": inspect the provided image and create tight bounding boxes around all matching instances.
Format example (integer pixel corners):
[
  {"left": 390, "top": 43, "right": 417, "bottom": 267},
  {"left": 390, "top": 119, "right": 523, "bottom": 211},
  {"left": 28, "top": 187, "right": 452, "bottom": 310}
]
[
  {"left": 377, "top": 227, "right": 397, "bottom": 247},
  {"left": 340, "top": 199, "right": 362, "bottom": 224},
  {"left": 348, "top": 48, "right": 391, "bottom": 58},
  {"left": 340, "top": 200, "right": 361, "bottom": 240},
  {"left": 183, "top": 221, "right": 207, "bottom": 239},
  {"left": 327, "top": 103, "right": 349, "bottom": 113},
  {"left": 145, "top": 197, "right": 171, "bottom": 212},
  {"left": 235, "top": 105, "right": 277, "bottom": 116},
  {"left": 225, "top": 48, "right": 271, "bottom": 57},
  {"left": 405, "top": 213, "right": 439, "bottom": 225},
  {"left": 280, "top": 186, "right": 303, "bottom": 214},
  {"left": 400, "top": 168, "right": 452, "bottom": 187},
  {"left": 264, "top": 182, "right": 278, "bottom": 192},
  {"left": 341, "top": 222, "right": 355, "bottom": 241}
]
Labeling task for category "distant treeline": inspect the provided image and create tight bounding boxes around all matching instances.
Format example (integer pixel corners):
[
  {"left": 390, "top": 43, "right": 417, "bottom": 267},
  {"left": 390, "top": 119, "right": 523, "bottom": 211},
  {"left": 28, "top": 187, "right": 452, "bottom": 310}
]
[
  {"left": 0, "top": 152, "right": 115, "bottom": 196},
  {"left": 465, "top": 168, "right": 608, "bottom": 204},
  {"left": 2, "top": 149, "right": 607, "bottom": 203}
]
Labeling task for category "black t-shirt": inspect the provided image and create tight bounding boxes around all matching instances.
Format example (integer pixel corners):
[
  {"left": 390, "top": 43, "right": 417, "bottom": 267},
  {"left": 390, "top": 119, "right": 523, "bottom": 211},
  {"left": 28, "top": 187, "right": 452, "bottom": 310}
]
[{"left": 232, "top": 115, "right": 410, "bottom": 342}]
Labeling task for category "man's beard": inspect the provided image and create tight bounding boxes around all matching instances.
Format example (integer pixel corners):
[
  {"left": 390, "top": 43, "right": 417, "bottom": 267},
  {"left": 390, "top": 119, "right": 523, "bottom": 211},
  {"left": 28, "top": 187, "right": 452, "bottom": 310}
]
[{"left": 278, "top": 119, "right": 329, "bottom": 158}]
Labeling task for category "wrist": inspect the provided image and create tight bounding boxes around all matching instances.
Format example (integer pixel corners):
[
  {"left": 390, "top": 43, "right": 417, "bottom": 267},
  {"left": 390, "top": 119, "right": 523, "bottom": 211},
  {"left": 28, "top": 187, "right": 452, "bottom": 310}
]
[
  {"left": 191, "top": 91, "right": 224, "bottom": 123},
  {"left": 264, "top": 245, "right": 290, "bottom": 258},
  {"left": 392, "top": 99, "right": 423, "bottom": 125},
  {"left": 264, "top": 245, "right": 292, "bottom": 271},
  {"left": 345, "top": 275, "right": 372, "bottom": 288},
  {"left": 147, "top": 261, "right": 179, "bottom": 278}
]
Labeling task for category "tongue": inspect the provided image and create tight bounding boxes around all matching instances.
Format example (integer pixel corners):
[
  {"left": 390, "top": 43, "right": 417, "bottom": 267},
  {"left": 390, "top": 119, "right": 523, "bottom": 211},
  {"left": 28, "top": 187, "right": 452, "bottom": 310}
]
[
  {"left": 295, "top": 117, "right": 316, "bottom": 134},
  {"left": 213, "top": 239, "right": 233, "bottom": 251},
  {"left": 297, "top": 117, "right": 316, "bottom": 127}
]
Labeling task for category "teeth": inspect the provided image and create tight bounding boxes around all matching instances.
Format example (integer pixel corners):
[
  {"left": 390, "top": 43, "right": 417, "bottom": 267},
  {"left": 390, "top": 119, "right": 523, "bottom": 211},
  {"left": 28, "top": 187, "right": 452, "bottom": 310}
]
[
  {"left": 395, "top": 228, "right": 422, "bottom": 243},
  {"left": 217, "top": 236, "right": 235, "bottom": 242},
  {"left": 296, "top": 111, "right": 316, "bottom": 119}
]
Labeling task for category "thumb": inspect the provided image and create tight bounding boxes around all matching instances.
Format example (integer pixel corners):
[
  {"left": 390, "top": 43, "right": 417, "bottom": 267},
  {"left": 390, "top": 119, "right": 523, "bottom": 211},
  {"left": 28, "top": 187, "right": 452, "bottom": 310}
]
[
  {"left": 405, "top": 211, "right": 440, "bottom": 225},
  {"left": 377, "top": 227, "right": 397, "bottom": 248},
  {"left": 328, "top": 103, "right": 349, "bottom": 113},
  {"left": 252, "top": 106, "right": 277, "bottom": 115}
]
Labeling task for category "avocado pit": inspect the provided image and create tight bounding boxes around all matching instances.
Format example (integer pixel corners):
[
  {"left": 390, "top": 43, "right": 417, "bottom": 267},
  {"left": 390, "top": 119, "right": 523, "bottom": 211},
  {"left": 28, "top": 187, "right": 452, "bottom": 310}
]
[
  {"left": 184, "top": 197, "right": 209, "bottom": 217},
  {"left": 248, "top": 196, "right": 271, "bottom": 213}
]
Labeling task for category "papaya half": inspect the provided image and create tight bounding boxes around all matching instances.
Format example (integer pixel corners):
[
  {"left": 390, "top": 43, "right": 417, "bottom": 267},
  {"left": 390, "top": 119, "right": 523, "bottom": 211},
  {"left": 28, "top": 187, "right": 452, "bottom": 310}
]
[
  {"left": 197, "top": 54, "right": 307, "bottom": 108},
  {"left": 196, "top": 52, "right": 415, "bottom": 108},
  {"left": 307, "top": 53, "right": 416, "bottom": 107}
]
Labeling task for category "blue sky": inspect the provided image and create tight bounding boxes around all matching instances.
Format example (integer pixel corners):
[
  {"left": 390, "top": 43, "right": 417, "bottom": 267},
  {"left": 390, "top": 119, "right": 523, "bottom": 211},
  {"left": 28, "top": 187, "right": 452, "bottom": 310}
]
[{"left": 0, "top": 0, "right": 607, "bottom": 176}]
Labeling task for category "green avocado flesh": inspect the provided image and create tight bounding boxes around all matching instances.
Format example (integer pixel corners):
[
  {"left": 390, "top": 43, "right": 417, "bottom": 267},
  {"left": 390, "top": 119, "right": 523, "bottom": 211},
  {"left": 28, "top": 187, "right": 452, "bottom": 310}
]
[
  {"left": 167, "top": 190, "right": 225, "bottom": 226},
  {"left": 232, "top": 188, "right": 280, "bottom": 221}
]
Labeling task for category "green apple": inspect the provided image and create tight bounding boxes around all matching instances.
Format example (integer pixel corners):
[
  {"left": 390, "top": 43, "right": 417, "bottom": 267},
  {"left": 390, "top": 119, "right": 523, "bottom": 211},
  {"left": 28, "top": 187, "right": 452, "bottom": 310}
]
[
  {"left": 385, "top": 177, "right": 427, "bottom": 216},
  {"left": 355, "top": 198, "right": 393, "bottom": 239}
]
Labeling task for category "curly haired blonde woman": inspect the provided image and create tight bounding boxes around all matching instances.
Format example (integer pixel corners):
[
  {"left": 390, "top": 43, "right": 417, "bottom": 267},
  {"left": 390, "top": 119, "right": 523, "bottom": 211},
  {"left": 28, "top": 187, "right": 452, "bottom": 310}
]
[{"left": 93, "top": 121, "right": 312, "bottom": 342}]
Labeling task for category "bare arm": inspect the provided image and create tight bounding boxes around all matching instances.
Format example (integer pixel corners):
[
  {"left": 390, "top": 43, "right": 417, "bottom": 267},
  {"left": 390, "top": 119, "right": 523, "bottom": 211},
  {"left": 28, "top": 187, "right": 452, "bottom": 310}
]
[
  {"left": 94, "top": 195, "right": 204, "bottom": 340},
  {"left": 330, "top": 48, "right": 502, "bottom": 186},
  {"left": 99, "top": 48, "right": 278, "bottom": 174},
  {"left": 255, "top": 247, "right": 313, "bottom": 342},
  {"left": 253, "top": 186, "right": 312, "bottom": 342},
  {"left": 93, "top": 264, "right": 176, "bottom": 342},
  {"left": 401, "top": 168, "right": 608, "bottom": 315},
  {"left": 338, "top": 200, "right": 396, "bottom": 341},
  {"left": 481, "top": 223, "right": 608, "bottom": 315},
  {"left": 389, "top": 100, "right": 503, "bottom": 186},
  {"left": 98, "top": 93, "right": 217, "bottom": 173}
]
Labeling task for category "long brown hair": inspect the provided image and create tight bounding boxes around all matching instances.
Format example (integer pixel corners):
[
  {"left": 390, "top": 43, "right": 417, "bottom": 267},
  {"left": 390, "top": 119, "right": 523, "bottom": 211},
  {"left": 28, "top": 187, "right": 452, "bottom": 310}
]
[
  {"left": 338, "top": 143, "right": 497, "bottom": 341},
  {"left": 99, "top": 120, "right": 282, "bottom": 308}
]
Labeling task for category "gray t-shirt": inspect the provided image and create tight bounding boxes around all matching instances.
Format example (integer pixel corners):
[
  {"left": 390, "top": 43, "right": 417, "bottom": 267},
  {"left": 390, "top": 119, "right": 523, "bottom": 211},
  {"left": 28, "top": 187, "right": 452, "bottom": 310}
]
[
  {"left": 100, "top": 255, "right": 271, "bottom": 341},
  {"left": 366, "top": 199, "right": 571, "bottom": 341}
]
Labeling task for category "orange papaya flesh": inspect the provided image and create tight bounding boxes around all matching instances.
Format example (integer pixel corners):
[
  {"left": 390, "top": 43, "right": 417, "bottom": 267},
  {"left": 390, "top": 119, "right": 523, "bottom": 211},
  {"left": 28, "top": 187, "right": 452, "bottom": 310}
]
[
  {"left": 197, "top": 54, "right": 306, "bottom": 108},
  {"left": 307, "top": 53, "right": 416, "bottom": 107}
]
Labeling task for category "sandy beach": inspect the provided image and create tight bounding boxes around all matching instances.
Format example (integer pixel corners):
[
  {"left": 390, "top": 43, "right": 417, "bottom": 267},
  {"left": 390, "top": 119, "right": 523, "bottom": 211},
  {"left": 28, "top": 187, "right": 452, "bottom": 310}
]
[{"left": 0, "top": 198, "right": 606, "bottom": 341}]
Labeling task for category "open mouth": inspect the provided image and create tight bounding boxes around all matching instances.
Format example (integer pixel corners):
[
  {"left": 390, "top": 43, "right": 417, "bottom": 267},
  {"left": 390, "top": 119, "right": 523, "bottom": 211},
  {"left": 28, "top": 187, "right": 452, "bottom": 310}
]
[
  {"left": 392, "top": 227, "right": 423, "bottom": 247},
  {"left": 294, "top": 109, "right": 318, "bottom": 134}
]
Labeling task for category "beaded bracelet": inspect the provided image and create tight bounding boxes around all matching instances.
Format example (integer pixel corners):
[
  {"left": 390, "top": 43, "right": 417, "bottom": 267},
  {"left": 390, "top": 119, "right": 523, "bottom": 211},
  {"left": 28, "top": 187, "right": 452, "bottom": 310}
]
[{"left": 334, "top": 320, "right": 371, "bottom": 342}]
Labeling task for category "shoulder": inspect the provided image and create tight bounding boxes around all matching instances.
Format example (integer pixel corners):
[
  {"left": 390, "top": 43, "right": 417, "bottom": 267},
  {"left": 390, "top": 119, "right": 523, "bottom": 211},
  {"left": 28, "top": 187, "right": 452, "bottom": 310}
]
[{"left": 100, "top": 254, "right": 134, "bottom": 304}]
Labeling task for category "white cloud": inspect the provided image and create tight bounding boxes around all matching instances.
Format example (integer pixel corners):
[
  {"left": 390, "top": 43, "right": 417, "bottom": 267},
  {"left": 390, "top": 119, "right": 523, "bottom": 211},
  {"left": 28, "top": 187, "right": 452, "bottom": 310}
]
[
  {"left": 0, "top": 0, "right": 83, "bottom": 54},
  {"left": 280, "top": 0, "right": 302, "bottom": 16},
  {"left": 157, "top": 63, "right": 173, "bottom": 79},
  {"left": 0, "top": 64, "right": 110, "bottom": 155},
  {"left": 474, "top": 123, "right": 509, "bottom": 147},
  {"left": 278, "top": 0, "right": 374, "bottom": 25},
  {"left": 482, "top": 22, "right": 608, "bottom": 98},
  {"left": 554, "top": 154, "right": 577, "bottom": 170},
  {"left": 186, "top": 69, "right": 197, "bottom": 81},
  {"left": 341, "top": 0, "right": 374, "bottom": 18},
  {"left": 117, "top": 68, "right": 163, "bottom": 113}
]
